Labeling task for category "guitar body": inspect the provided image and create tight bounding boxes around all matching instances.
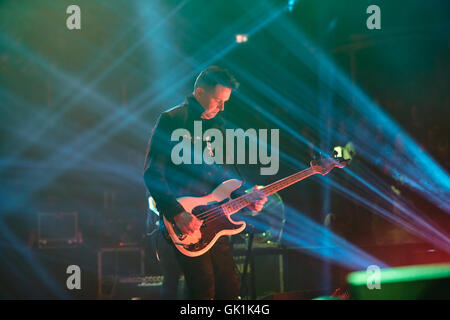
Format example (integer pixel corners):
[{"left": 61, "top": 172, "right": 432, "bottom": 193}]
[{"left": 163, "top": 179, "right": 246, "bottom": 257}]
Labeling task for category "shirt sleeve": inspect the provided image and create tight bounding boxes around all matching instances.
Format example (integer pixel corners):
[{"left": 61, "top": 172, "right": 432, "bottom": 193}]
[{"left": 143, "top": 113, "right": 185, "bottom": 223}]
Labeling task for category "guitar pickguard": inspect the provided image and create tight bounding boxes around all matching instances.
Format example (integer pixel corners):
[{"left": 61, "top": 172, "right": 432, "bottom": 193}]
[{"left": 163, "top": 179, "right": 246, "bottom": 257}]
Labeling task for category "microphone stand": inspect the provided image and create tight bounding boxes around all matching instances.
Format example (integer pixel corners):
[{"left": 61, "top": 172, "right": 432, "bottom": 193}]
[{"left": 239, "top": 223, "right": 256, "bottom": 299}]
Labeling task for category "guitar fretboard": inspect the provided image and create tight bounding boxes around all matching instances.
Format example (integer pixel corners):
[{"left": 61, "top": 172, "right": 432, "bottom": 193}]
[{"left": 222, "top": 167, "right": 315, "bottom": 215}]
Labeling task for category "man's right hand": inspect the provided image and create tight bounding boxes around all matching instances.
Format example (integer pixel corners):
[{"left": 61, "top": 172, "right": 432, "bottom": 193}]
[{"left": 173, "top": 211, "right": 203, "bottom": 235}]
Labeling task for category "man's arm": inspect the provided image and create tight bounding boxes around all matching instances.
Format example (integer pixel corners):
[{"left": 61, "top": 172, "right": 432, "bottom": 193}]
[{"left": 143, "top": 113, "right": 185, "bottom": 223}]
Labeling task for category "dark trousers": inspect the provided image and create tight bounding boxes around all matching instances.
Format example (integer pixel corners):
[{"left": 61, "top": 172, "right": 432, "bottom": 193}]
[
  {"left": 174, "top": 236, "right": 240, "bottom": 300},
  {"left": 148, "top": 229, "right": 184, "bottom": 299}
]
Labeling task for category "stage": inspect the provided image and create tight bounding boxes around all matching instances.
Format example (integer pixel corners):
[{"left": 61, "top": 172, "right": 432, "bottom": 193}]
[{"left": 0, "top": 0, "right": 449, "bottom": 304}]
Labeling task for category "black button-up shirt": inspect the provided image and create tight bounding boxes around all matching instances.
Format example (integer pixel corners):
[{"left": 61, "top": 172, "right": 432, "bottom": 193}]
[{"left": 143, "top": 95, "right": 246, "bottom": 222}]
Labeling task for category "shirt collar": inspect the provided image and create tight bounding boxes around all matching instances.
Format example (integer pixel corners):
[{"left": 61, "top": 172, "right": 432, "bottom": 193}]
[{"left": 186, "top": 94, "right": 205, "bottom": 119}]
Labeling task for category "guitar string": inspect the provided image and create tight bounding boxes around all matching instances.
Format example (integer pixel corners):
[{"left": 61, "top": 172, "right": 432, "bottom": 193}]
[
  {"left": 194, "top": 173, "right": 296, "bottom": 221},
  {"left": 195, "top": 169, "right": 313, "bottom": 223},
  {"left": 199, "top": 175, "right": 327, "bottom": 228},
  {"left": 191, "top": 161, "right": 338, "bottom": 223},
  {"left": 199, "top": 181, "right": 298, "bottom": 225},
  {"left": 194, "top": 169, "right": 314, "bottom": 224}
]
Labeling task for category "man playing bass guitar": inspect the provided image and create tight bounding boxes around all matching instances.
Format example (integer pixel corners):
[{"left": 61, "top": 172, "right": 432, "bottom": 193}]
[{"left": 143, "top": 66, "right": 267, "bottom": 300}]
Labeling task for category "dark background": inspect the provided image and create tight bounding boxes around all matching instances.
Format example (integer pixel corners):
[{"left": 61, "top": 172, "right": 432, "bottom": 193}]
[{"left": 0, "top": 0, "right": 449, "bottom": 299}]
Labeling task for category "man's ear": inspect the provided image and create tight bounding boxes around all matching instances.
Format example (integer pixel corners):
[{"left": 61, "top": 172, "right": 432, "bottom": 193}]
[{"left": 195, "top": 87, "right": 204, "bottom": 97}]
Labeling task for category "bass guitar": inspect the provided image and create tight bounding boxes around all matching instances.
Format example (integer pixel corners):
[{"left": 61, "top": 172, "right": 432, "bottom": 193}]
[{"left": 163, "top": 157, "right": 347, "bottom": 257}]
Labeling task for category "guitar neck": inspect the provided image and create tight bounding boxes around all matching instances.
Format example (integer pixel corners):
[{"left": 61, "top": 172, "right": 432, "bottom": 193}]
[{"left": 223, "top": 167, "right": 316, "bottom": 215}]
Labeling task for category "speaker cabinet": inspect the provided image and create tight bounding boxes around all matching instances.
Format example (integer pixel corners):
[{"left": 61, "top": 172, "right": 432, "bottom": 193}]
[{"left": 234, "top": 253, "right": 284, "bottom": 299}]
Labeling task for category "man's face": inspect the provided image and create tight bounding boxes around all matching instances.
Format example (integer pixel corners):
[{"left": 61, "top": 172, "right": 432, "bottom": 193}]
[{"left": 196, "top": 84, "right": 232, "bottom": 119}]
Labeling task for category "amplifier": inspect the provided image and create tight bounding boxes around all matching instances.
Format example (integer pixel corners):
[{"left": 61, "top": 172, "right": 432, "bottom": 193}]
[
  {"left": 97, "top": 247, "right": 145, "bottom": 299},
  {"left": 38, "top": 212, "right": 79, "bottom": 249}
]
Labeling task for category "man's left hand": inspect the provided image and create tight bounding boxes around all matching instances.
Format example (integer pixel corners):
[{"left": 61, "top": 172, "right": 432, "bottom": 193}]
[{"left": 247, "top": 185, "right": 267, "bottom": 212}]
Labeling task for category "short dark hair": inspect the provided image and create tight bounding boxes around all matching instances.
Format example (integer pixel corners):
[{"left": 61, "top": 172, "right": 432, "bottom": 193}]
[{"left": 194, "top": 66, "right": 239, "bottom": 91}]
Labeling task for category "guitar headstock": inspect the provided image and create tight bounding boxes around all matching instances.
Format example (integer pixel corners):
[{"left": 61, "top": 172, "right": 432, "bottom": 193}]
[{"left": 310, "top": 155, "right": 347, "bottom": 175}]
